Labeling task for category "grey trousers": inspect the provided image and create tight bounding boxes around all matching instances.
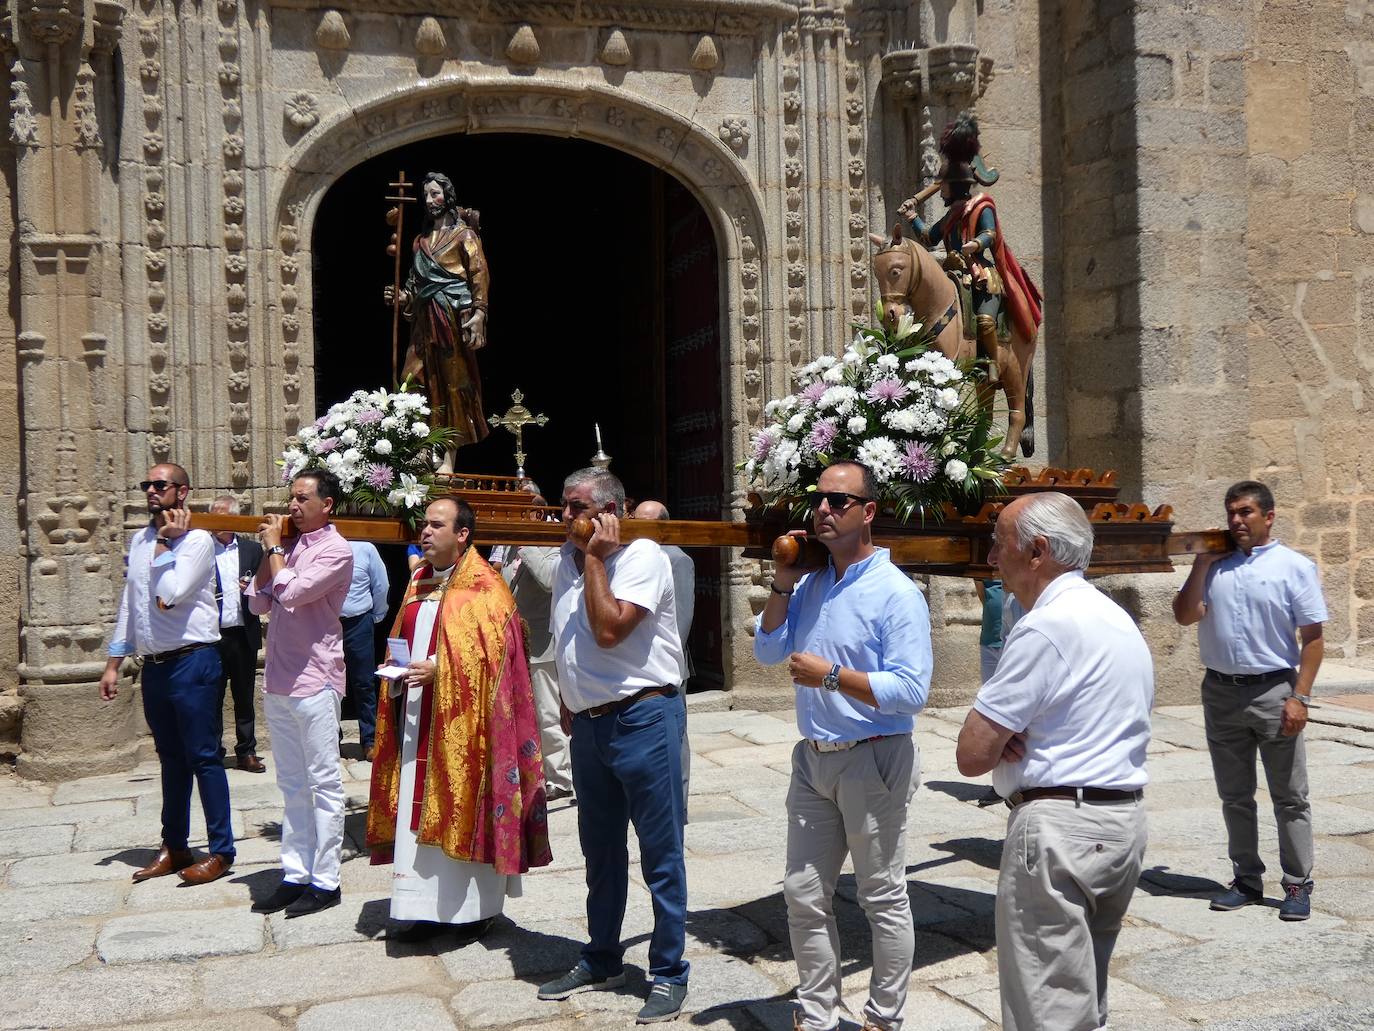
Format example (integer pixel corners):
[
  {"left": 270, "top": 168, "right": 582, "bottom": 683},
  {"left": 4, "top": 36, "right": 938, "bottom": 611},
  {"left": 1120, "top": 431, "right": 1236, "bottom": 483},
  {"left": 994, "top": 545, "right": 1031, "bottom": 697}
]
[
  {"left": 784, "top": 734, "right": 919, "bottom": 1031},
  {"left": 996, "top": 797, "right": 1147, "bottom": 1031},
  {"left": 1201, "top": 670, "right": 1313, "bottom": 890},
  {"left": 530, "top": 660, "right": 573, "bottom": 795}
]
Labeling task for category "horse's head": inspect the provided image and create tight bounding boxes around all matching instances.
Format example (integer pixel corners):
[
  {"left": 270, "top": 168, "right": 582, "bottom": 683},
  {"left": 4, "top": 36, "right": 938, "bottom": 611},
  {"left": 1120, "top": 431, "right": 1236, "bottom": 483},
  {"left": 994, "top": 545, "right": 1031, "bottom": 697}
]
[{"left": 871, "top": 225, "right": 919, "bottom": 330}]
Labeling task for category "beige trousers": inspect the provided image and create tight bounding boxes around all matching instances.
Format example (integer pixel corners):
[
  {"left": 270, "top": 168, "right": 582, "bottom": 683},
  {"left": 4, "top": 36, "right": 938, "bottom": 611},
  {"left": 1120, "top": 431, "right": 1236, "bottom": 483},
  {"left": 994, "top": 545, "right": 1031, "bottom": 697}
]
[
  {"left": 784, "top": 734, "right": 919, "bottom": 1031},
  {"left": 530, "top": 660, "right": 573, "bottom": 795},
  {"left": 996, "top": 797, "right": 1147, "bottom": 1031}
]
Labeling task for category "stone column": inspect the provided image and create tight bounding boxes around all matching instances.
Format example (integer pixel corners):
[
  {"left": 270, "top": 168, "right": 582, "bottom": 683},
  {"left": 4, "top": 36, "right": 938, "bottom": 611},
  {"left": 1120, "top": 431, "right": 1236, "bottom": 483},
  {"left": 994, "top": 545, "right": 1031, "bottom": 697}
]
[{"left": 14, "top": 0, "right": 132, "bottom": 780}]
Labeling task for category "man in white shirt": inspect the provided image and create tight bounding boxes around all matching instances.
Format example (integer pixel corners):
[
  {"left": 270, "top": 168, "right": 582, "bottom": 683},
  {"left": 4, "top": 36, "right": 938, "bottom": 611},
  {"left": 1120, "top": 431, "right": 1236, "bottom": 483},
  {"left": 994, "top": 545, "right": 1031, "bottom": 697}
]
[
  {"left": 957, "top": 492, "right": 1153, "bottom": 1031},
  {"left": 537, "top": 468, "right": 689, "bottom": 1025},
  {"left": 210, "top": 495, "right": 265, "bottom": 773},
  {"left": 99, "top": 464, "right": 236, "bottom": 885},
  {"left": 1173, "top": 480, "right": 1326, "bottom": 921}
]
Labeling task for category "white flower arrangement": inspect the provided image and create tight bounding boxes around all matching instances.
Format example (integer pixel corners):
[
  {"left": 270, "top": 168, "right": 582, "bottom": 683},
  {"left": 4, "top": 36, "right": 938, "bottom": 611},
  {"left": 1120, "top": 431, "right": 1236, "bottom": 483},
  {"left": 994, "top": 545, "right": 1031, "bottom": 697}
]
[
  {"left": 742, "top": 314, "right": 1008, "bottom": 519},
  {"left": 280, "top": 381, "right": 456, "bottom": 521}
]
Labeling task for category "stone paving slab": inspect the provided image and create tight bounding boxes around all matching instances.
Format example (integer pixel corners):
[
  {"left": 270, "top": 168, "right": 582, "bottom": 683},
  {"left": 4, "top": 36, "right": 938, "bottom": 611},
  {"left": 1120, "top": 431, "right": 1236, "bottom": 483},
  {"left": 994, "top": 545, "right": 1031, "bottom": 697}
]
[
  {"left": 96, "top": 907, "right": 267, "bottom": 964},
  {"left": 0, "top": 964, "right": 198, "bottom": 1029},
  {"left": 0, "top": 796, "right": 134, "bottom": 830},
  {"left": 0, "top": 917, "right": 96, "bottom": 976},
  {"left": 0, "top": 821, "right": 75, "bottom": 860},
  {"left": 297, "top": 992, "right": 457, "bottom": 1031},
  {"left": 197, "top": 940, "right": 440, "bottom": 1011}
]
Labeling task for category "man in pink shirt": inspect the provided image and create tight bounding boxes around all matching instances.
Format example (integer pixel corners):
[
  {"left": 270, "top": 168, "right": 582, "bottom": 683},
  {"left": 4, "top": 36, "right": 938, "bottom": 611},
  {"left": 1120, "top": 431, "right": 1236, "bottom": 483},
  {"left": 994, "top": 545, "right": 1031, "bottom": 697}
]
[{"left": 246, "top": 469, "right": 354, "bottom": 918}]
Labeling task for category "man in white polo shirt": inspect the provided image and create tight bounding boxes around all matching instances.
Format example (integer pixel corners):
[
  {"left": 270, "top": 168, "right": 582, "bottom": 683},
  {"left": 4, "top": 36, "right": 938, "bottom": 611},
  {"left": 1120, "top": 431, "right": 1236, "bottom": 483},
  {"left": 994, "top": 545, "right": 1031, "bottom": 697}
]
[
  {"left": 1173, "top": 480, "right": 1326, "bottom": 921},
  {"left": 957, "top": 492, "right": 1153, "bottom": 1031},
  {"left": 537, "top": 468, "right": 689, "bottom": 1025}
]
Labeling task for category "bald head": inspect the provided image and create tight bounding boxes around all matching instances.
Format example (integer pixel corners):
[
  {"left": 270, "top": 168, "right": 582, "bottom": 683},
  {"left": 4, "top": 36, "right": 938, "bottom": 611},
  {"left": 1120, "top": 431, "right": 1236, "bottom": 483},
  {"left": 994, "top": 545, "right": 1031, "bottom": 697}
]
[{"left": 631, "top": 500, "right": 670, "bottom": 521}]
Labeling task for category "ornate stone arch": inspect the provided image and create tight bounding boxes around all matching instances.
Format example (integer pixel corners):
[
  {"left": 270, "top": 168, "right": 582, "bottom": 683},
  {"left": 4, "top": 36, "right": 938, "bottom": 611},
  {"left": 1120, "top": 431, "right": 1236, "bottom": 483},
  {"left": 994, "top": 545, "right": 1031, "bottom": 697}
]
[{"left": 269, "top": 76, "right": 772, "bottom": 510}]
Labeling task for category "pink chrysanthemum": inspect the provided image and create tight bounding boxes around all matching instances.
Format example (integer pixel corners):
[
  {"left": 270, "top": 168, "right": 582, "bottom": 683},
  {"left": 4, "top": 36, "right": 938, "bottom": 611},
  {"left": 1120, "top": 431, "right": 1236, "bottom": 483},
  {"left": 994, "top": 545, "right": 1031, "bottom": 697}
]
[
  {"left": 752, "top": 429, "right": 778, "bottom": 461},
  {"left": 807, "top": 418, "right": 839, "bottom": 453},
  {"left": 900, "top": 440, "right": 937, "bottom": 482},
  {"left": 314, "top": 437, "right": 339, "bottom": 453},
  {"left": 314, "top": 415, "right": 330, "bottom": 431},
  {"left": 364, "top": 463, "right": 395, "bottom": 490},
  {"left": 800, "top": 381, "right": 828, "bottom": 405},
  {"left": 355, "top": 408, "right": 383, "bottom": 425},
  {"left": 865, "top": 377, "right": 910, "bottom": 405}
]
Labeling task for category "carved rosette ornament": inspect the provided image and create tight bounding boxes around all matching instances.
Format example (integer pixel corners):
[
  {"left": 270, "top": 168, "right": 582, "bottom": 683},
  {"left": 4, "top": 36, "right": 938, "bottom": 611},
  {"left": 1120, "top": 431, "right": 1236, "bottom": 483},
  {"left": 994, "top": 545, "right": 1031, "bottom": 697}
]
[
  {"left": 780, "top": 30, "right": 804, "bottom": 366},
  {"left": 136, "top": 3, "right": 170, "bottom": 461},
  {"left": 841, "top": 27, "right": 868, "bottom": 321},
  {"left": 278, "top": 201, "right": 304, "bottom": 434},
  {"left": 718, "top": 116, "right": 749, "bottom": 154}
]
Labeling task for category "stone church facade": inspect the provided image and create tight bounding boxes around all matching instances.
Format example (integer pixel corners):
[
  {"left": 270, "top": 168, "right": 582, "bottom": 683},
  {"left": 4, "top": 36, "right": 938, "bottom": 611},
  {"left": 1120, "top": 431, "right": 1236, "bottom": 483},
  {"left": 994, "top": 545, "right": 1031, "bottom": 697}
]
[{"left": 2, "top": 0, "right": 1371, "bottom": 778}]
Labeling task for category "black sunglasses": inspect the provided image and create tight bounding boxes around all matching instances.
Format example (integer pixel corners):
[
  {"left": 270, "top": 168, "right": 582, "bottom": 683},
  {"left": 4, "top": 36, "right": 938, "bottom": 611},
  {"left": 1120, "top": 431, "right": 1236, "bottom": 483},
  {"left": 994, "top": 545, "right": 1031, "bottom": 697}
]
[
  {"left": 139, "top": 479, "right": 184, "bottom": 492},
  {"left": 806, "top": 491, "right": 871, "bottom": 511}
]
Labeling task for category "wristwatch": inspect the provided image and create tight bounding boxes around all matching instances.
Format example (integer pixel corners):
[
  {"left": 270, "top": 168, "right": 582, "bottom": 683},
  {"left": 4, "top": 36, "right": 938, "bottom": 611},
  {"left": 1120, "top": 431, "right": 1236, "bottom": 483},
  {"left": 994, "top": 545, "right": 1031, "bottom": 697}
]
[
  {"left": 822, "top": 663, "right": 841, "bottom": 692},
  {"left": 268, "top": 545, "right": 286, "bottom": 558},
  {"left": 770, "top": 581, "right": 794, "bottom": 596},
  {"left": 1289, "top": 693, "right": 1311, "bottom": 708},
  {"left": 155, "top": 536, "right": 172, "bottom": 548}
]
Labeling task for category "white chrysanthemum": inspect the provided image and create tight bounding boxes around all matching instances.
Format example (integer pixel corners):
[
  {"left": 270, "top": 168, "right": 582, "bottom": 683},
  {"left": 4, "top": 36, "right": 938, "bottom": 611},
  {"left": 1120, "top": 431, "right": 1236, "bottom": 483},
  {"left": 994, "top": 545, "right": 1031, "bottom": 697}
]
[
  {"left": 297, "top": 426, "right": 317, "bottom": 442},
  {"left": 764, "top": 399, "right": 784, "bottom": 419},
  {"left": 410, "top": 421, "right": 429, "bottom": 437},
  {"left": 381, "top": 416, "right": 399, "bottom": 431},
  {"left": 876, "top": 353, "right": 900, "bottom": 372},
  {"left": 856, "top": 436, "right": 901, "bottom": 481},
  {"left": 340, "top": 427, "right": 359, "bottom": 446},
  {"left": 847, "top": 416, "right": 867, "bottom": 434},
  {"left": 373, "top": 438, "right": 393, "bottom": 456},
  {"left": 342, "top": 447, "right": 362, "bottom": 464},
  {"left": 945, "top": 458, "right": 969, "bottom": 483},
  {"left": 935, "top": 387, "right": 961, "bottom": 411},
  {"left": 325, "top": 451, "right": 344, "bottom": 469},
  {"left": 842, "top": 348, "right": 863, "bottom": 365},
  {"left": 822, "top": 365, "right": 845, "bottom": 384},
  {"left": 815, "top": 355, "right": 837, "bottom": 369},
  {"left": 787, "top": 412, "right": 806, "bottom": 433},
  {"left": 882, "top": 408, "right": 920, "bottom": 433},
  {"left": 817, "top": 385, "right": 857, "bottom": 411}
]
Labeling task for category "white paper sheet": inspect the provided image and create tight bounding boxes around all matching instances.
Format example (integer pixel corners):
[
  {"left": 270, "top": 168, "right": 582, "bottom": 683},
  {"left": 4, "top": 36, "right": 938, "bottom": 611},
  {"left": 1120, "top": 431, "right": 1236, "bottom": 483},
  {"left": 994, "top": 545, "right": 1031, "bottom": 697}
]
[
  {"left": 386, "top": 637, "right": 412, "bottom": 666},
  {"left": 375, "top": 663, "right": 410, "bottom": 679}
]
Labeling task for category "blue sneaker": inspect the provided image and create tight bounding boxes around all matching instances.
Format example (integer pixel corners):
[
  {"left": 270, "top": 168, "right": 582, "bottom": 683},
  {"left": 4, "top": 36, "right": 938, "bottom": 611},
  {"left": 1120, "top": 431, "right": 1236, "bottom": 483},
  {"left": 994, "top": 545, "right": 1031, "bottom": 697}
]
[
  {"left": 1210, "top": 880, "right": 1263, "bottom": 911},
  {"left": 537, "top": 963, "right": 627, "bottom": 1001},
  {"left": 1278, "top": 882, "right": 1313, "bottom": 921}
]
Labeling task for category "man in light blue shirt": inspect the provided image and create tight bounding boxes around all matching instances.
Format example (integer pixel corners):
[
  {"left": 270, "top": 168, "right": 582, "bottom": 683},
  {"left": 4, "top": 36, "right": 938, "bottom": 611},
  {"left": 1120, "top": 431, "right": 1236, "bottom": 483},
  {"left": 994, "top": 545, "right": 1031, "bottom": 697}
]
[
  {"left": 341, "top": 540, "right": 391, "bottom": 758},
  {"left": 1174, "top": 480, "right": 1327, "bottom": 922},
  {"left": 754, "top": 460, "right": 930, "bottom": 1031}
]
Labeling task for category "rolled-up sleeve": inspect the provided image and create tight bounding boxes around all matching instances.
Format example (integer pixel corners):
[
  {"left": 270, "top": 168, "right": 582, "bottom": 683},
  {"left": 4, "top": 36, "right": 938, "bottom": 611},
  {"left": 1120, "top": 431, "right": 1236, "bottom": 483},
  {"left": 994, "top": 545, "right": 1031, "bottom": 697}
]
[
  {"left": 752, "top": 597, "right": 797, "bottom": 666},
  {"left": 866, "top": 589, "right": 932, "bottom": 715},
  {"left": 108, "top": 578, "right": 134, "bottom": 657},
  {"left": 271, "top": 546, "right": 353, "bottom": 610},
  {"left": 368, "top": 547, "right": 390, "bottom": 623},
  {"left": 151, "top": 532, "right": 215, "bottom": 609}
]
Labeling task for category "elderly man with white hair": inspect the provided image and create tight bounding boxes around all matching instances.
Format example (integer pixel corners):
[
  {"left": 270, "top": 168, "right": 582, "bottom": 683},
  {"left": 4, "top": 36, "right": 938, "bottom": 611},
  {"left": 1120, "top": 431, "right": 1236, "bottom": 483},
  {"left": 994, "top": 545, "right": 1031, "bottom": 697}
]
[{"left": 956, "top": 492, "right": 1153, "bottom": 1031}]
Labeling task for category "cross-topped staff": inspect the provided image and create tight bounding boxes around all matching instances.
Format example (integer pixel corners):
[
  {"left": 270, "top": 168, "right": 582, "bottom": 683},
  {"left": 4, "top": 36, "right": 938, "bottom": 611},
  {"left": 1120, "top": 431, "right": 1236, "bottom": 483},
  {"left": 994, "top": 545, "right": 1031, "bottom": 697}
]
[
  {"left": 384, "top": 171, "right": 416, "bottom": 387},
  {"left": 487, "top": 388, "right": 549, "bottom": 479}
]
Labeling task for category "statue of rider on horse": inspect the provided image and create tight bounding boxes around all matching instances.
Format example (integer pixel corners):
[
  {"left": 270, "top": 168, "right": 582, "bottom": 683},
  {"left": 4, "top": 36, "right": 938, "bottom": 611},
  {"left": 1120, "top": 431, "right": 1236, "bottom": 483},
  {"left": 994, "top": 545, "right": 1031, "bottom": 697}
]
[{"left": 887, "top": 112, "right": 1043, "bottom": 458}]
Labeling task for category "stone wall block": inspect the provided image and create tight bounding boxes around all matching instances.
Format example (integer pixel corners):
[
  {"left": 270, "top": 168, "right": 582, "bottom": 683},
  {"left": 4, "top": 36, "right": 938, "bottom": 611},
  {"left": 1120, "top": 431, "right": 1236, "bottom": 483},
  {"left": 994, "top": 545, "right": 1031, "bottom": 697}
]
[
  {"left": 1135, "top": 107, "right": 1245, "bottom": 153},
  {"left": 17, "top": 681, "right": 142, "bottom": 779},
  {"left": 1301, "top": 500, "right": 1354, "bottom": 531},
  {"left": 1208, "top": 57, "right": 1246, "bottom": 107},
  {"left": 1357, "top": 500, "right": 1374, "bottom": 551}
]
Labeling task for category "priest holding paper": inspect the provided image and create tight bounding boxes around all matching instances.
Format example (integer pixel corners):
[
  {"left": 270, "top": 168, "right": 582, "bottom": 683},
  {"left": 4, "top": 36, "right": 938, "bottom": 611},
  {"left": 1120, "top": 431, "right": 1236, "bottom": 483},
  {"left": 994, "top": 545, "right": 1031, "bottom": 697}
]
[{"left": 365, "top": 496, "right": 552, "bottom": 943}]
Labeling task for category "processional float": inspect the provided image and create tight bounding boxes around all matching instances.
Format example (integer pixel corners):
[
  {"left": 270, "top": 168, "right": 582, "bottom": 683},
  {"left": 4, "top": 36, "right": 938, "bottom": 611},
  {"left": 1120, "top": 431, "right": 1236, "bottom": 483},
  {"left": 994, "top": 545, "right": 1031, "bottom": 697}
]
[{"left": 191, "top": 130, "right": 1233, "bottom": 573}]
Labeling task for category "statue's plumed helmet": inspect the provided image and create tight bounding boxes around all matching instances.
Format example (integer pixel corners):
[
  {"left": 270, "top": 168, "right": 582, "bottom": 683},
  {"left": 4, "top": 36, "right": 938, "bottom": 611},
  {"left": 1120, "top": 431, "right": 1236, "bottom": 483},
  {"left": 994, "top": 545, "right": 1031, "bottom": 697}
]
[{"left": 937, "top": 112, "right": 981, "bottom": 185}]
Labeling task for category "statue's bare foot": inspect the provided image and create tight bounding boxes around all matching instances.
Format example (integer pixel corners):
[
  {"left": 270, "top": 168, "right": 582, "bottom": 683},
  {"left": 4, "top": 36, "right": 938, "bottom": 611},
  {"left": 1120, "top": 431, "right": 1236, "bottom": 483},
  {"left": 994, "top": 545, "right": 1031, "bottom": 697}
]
[{"left": 435, "top": 448, "right": 456, "bottom": 475}]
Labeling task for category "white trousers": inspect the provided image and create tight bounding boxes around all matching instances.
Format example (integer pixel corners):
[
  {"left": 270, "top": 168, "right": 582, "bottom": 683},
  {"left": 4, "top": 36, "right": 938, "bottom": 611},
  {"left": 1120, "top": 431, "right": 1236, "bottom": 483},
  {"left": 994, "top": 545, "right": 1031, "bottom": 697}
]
[
  {"left": 265, "top": 690, "right": 345, "bottom": 891},
  {"left": 996, "top": 798, "right": 1147, "bottom": 1031},
  {"left": 531, "top": 660, "right": 573, "bottom": 794}
]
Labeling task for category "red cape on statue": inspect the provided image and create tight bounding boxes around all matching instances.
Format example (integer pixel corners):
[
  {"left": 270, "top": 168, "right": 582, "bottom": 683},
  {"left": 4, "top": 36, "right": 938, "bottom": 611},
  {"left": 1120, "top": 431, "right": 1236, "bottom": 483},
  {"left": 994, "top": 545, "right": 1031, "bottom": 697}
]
[
  {"left": 958, "top": 193, "right": 1043, "bottom": 344},
  {"left": 365, "top": 546, "right": 552, "bottom": 877}
]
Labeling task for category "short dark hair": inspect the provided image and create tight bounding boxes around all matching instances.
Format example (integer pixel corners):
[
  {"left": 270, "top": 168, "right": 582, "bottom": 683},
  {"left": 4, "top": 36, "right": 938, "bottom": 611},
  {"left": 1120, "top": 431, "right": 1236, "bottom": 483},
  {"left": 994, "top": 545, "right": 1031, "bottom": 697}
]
[
  {"left": 422, "top": 172, "right": 458, "bottom": 215},
  {"left": 826, "top": 460, "right": 878, "bottom": 502},
  {"left": 292, "top": 469, "right": 344, "bottom": 513},
  {"left": 430, "top": 495, "right": 476, "bottom": 535},
  {"left": 1224, "top": 480, "right": 1275, "bottom": 514},
  {"left": 152, "top": 462, "right": 190, "bottom": 487}
]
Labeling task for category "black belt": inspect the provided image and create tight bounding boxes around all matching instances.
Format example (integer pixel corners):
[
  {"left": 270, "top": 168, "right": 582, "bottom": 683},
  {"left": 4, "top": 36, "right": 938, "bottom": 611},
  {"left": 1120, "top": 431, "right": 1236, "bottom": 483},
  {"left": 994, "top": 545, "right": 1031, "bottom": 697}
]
[
  {"left": 1206, "top": 668, "right": 1291, "bottom": 686},
  {"left": 146, "top": 642, "right": 215, "bottom": 664},
  {"left": 1006, "top": 786, "right": 1143, "bottom": 809},
  {"left": 581, "top": 686, "right": 677, "bottom": 719}
]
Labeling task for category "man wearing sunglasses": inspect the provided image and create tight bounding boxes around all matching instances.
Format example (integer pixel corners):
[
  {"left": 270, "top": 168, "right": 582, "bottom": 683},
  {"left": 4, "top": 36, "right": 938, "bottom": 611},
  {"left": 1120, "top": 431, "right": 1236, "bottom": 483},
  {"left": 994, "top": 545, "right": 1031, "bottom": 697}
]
[
  {"left": 100, "top": 463, "right": 236, "bottom": 886},
  {"left": 754, "top": 460, "right": 932, "bottom": 1031}
]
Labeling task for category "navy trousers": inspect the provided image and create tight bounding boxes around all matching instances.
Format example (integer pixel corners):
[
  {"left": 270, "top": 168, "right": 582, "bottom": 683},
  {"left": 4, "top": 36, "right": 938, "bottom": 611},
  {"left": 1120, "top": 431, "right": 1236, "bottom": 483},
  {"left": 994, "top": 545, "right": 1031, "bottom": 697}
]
[
  {"left": 571, "top": 690, "right": 689, "bottom": 986},
  {"left": 340, "top": 612, "right": 379, "bottom": 750},
  {"left": 140, "top": 645, "right": 235, "bottom": 858}
]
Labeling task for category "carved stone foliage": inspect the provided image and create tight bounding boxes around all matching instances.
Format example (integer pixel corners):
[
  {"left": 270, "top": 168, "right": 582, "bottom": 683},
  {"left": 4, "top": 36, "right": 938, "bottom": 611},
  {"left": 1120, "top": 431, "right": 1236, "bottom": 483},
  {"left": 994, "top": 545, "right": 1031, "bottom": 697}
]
[
  {"left": 8, "top": 62, "right": 37, "bottom": 147},
  {"left": 73, "top": 62, "right": 101, "bottom": 150},
  {"left": 137, "top": 3, "right": 170, "bottom": 461},
  {"left": 779, "top": 30, "right": 803, "bottom": 365},
  {"left": 719, "top": 116, "right": 749, "bottom": 153},
  {"left": 842, "top": 26, "right": 868, "bottom": 321}
]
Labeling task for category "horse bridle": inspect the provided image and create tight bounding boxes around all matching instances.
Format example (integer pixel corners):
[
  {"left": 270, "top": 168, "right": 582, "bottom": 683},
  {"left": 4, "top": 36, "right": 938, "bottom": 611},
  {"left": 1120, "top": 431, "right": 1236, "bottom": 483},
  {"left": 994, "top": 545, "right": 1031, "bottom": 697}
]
[{"left": 878, "top": 239, "right": 924, "bottom": 309}]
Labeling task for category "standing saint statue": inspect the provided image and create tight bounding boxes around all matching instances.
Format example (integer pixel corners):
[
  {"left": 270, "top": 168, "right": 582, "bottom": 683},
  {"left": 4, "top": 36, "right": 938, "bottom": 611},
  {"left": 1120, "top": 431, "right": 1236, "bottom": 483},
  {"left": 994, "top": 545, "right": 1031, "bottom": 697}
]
[{"left": 384, "top": 172, "right": 490, "bottom": 471}]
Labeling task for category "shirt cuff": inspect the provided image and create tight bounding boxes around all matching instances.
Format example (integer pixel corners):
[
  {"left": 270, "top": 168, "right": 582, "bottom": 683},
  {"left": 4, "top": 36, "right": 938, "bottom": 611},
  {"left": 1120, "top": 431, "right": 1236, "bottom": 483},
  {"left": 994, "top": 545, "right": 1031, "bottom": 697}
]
[
  {"left": 151, "top": 550, "right": 176, "bottom": 569},
  {"left": 270, "top": 567, "right": 297, "bottom": 595},
  {"left": 865, "top": 671, "right": 906, "bottom": 714},
  {"left": 108, "top": 641, "right": 132, "bottom": 658},
  {"left": 752, "top": 616, "right": 789, "bottom": 664}
]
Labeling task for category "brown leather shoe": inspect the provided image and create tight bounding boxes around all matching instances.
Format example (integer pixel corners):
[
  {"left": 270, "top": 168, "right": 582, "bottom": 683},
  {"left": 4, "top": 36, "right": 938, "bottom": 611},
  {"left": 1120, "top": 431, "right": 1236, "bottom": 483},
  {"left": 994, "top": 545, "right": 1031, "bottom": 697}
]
[
  {"left": 236, "top": 754, "right": 267, "bottom": 773},
  {"left": 178, "top": 853, "right": 234, "bottom": 885},
  {"left": 132, "top": 844, "right": 196, "bottom": 883}
]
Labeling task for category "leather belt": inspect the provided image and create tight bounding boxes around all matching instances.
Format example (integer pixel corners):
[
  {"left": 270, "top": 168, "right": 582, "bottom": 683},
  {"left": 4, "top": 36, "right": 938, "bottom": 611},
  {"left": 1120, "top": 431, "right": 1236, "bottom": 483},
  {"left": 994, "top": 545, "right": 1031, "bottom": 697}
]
[
  {"left": 581, "top": 685, "right": 677, "bottom": 719},
  {"left": 1006, "top": 786, "right": 1143, "bottom": 809},
  {"left": 145, "top": 642, "right": 215, "bottom": 664},
  {"left": 1206, "top": 668, "right": 1291, "bottom": 686},
  {"left": 808, "top": 733, "right": 892, "bottom": 754}
]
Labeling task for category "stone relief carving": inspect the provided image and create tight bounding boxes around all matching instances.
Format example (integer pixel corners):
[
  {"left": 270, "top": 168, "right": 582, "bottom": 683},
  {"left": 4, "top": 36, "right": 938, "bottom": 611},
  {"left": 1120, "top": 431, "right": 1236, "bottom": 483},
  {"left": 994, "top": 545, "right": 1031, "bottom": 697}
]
[
  {"left": 138, "top": 2, "right": 170, "bottom": 462},
  {"left": 415, "top": 15, "right": 445, "bottom": 56},
  {"left": 316, "top": 8, "right": 350, "bottom": 49},
  {"left": 599, "top": 27, "right": 631, "bottom": 66},
  {"left": 8, "top": 62, "right": 37, "bottom": 147},
  {"left": 842, "top": 27, "right": 868, "bottom": 321},
  {"left": 219, "top": 0, "right": 251, "bottom": 487},
  {"left": 718, "top": 116, "right": 749, "bottom": 153},
  {"left": 506, "top": 23, "right": 539, "bottom": 64},
  {"left": 689, "top": 34, "right": 718, "bottom": 71}
]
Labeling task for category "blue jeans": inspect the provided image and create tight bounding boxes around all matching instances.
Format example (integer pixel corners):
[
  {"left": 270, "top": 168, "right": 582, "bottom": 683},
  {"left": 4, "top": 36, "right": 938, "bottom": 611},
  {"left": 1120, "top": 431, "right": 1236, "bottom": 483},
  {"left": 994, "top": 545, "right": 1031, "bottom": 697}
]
[
  {"left": 340, "top": 613, "right": 379, "bottom": 749},
  {"left": 140, "top": 645, "right": 235, "bottom": 858},
  {"left": 572, "top": 691, "right": 689, "bottom": 985}
]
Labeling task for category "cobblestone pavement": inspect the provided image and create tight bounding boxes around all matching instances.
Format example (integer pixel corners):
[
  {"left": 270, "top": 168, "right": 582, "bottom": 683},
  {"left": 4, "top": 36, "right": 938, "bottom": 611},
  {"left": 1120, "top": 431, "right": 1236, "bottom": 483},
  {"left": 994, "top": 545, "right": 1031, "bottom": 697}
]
[{"left": 4, "top": 700, "right": 1374, "bottom": 1031}]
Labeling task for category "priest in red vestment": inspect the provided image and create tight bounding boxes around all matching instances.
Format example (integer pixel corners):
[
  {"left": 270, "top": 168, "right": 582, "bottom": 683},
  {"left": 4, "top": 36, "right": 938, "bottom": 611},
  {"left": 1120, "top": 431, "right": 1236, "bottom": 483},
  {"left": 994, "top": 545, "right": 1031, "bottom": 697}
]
[{"left": 365, "top": 496, "right": 551, "bottom": 943}]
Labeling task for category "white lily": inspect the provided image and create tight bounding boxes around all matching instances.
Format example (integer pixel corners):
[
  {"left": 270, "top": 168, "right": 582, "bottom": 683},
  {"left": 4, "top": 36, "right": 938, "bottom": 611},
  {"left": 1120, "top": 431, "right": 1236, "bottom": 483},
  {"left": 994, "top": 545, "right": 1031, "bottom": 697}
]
[{"left": 894, "top": 311, "right": 917, "bottom": 340}]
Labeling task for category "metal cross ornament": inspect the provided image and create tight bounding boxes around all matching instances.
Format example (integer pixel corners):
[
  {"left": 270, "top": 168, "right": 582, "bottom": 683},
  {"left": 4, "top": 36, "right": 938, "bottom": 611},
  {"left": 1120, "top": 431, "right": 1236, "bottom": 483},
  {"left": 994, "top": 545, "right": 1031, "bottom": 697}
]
[{"left": 487, "top": 389, "right": 549, "bottom": 479}]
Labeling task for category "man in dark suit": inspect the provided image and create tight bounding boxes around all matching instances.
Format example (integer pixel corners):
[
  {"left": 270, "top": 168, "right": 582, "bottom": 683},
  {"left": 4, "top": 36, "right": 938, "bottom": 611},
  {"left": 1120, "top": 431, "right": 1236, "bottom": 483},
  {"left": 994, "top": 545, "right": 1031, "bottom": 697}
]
[{"left": 211, "top": 495, "right": 266, "bottom": 773}]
